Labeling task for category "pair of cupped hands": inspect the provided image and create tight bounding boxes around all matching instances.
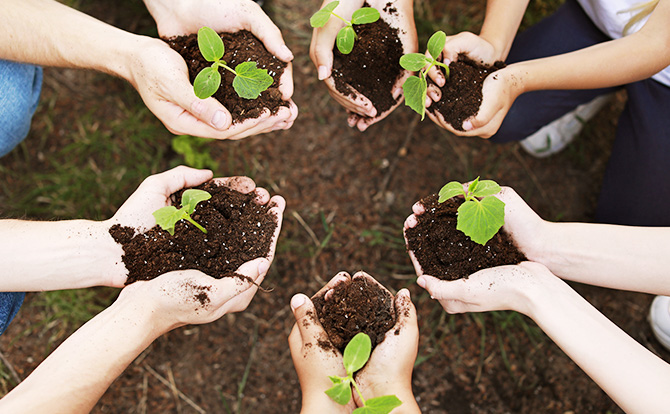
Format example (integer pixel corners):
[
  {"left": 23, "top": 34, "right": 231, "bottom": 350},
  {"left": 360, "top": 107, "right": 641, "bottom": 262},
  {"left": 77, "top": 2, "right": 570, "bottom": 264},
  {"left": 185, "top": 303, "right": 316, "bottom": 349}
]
[{"left": 140, "top": 0, "right": 514, "bottom": 141}]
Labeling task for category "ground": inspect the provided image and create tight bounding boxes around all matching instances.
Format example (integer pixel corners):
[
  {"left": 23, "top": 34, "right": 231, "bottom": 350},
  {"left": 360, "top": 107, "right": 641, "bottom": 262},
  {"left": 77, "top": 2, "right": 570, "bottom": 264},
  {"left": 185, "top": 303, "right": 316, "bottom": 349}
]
[{"left": 0, "top": 0, "right": 669, "bottom": 413}]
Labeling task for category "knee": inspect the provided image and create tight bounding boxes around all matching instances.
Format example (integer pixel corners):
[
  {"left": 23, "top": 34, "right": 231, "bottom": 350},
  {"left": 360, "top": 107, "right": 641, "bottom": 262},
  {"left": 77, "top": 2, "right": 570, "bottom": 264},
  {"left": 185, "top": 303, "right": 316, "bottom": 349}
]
[{"left": 0, "top": 61, "right": 43, "bottom": 157}]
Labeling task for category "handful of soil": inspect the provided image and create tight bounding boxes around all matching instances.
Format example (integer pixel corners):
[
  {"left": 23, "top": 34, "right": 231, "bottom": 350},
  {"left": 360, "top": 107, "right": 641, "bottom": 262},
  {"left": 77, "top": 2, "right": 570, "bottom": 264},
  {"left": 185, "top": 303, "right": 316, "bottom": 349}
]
[
  {"left": 405, "top": 193, "right": 526, "bottom": 280},
  {"left": 312, "top": 276, "right": 396, "bottom": 352},
  {"left": 110, "top": 180, "right": 278, "bottom": 284},
  {"left": 331, "top": 15, "right": 404, "bottom": 118},
  {"left": 165, "top": 30, "right": 289, "bottom": 124},
  {"left": 428, "top": 54, "right": 505, "bottom": 131}
]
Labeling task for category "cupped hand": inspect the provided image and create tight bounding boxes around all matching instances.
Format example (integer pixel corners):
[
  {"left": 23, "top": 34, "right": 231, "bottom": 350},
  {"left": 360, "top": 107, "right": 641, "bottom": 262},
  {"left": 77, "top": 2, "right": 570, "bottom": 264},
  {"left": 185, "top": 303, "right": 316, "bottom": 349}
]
[
  {"left": 126, "top": 35, "right": 297, "bottom": 140},
  {"left": 288, "top": 273, "right": 357, "bottom": 413},
  {"left": 310, "top": 0, "right": 418, "bottom": 131},
  {"left": 403, "top": 185, "right": 549, "bottom": 277},
  {"left": 354, "top": 288, "right": 420, "bottom": 412},
  {"left": 118, "top": 255, "right": 271, "bottom": 334},
  {"left": 107, "top": 165, "right": 286, "bottom": 287},
  {"left": 417, "top": 261, "right": 559, "bottom": 317},
  {"left": 426, "top": 61, "right": 523, "bottom": 137}
]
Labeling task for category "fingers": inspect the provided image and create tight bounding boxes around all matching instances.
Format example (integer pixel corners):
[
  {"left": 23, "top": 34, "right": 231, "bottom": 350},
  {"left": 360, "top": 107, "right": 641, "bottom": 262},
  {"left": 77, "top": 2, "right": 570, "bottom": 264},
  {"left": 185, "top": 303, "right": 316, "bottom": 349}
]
[
  {"left": 314, "top": 272, "right": 351, "bottom": 300},
  {"left": 141, "top": 165, "right": 214, "bottom": 196},
  {"left": 247, "top": 4, "right": 294, "bottom": 62},
  {"left": 279, "top": 62, "right": 295, "bottom": 101},
  {"left": 309, "top": 24, "right": 339, "bottom": 80},
  {"left": 392, "top": 288, "right": 417, "bottom": 333},
  {"left": 288, "top": 293, "right": 329, "bottom": 347},
  {"left": 327, "top": 81, "right": 377, "bottom": 118},
  {"left": 211, "top": 176, "right": 257, "bottom": 194}
]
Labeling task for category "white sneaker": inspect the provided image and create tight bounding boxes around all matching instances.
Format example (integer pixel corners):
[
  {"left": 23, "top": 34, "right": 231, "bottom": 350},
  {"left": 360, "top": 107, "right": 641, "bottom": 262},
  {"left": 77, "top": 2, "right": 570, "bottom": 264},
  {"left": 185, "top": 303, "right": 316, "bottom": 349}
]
[
  {"left": 519, "top": 93, "right": 614, "bottom": 158},
  {"left": 649, "top": 295, "right": 670, "bottom": 351}
]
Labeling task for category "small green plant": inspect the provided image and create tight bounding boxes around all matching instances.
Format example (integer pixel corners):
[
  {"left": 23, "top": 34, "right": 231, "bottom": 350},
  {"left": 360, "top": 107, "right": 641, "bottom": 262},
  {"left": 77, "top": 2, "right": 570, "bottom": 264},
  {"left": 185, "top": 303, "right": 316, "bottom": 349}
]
[
  {"left": 193, "top": 26, "right": 273, "bottom": 100},
  {"left": 326, "top": 332, "right": 402, "bottom": 413},
  {"left": 152, "top": 189, "right": 211, "bottom": 235},
  {"left": 438, "top": 177, "right": 505, "bottom": 245},
  {"left": 310, "top": 1, "right": 380, "bottom": 54},
  {"left": 399, "top": 31, "right": 450, "bottom": 120}
]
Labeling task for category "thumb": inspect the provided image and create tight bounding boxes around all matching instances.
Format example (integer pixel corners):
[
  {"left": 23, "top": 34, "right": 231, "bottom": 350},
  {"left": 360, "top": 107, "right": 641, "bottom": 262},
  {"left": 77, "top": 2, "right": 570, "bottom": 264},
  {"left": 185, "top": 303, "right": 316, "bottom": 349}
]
[
  {"left": 417, "top": 275, "right": 459, "bottom": 301},
  {"left": 289, "top": 294, "right": 328, "bottom": 345},
  {"left": 310, "top": 24, "right": 339, "bottom": 80}
]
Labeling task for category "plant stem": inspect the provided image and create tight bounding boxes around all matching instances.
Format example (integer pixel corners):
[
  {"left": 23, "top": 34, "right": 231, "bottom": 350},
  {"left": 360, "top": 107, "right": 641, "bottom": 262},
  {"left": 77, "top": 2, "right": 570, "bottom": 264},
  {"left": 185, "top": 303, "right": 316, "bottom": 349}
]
[
  {"left": 351, "top": 379, "right": 366, "bottom": 406},
  {"left": 185, "top": 216, "right": 208, "bottom": 234},
  {"left": 216, "top": 61, "right": 237, "bottom": 76},
  {"left": 331, "top": 11, "right": 351, "bottom": 25}
]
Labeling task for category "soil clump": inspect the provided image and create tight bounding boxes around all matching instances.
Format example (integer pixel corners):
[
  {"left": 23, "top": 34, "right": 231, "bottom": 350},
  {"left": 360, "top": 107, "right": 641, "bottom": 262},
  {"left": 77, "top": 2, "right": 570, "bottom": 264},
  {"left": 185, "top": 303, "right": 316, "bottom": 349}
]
[
  {"left": 405, "top": 193, "right": 526, "bottom": 280},
  {"left": 165, "top": 30, "right": 288, "bottom": 124},
  {"left": 331, "top": 14, "right": 404, "bottom": 118},
  {"left": 110, "top": 181, "right": 277, "bottom": 284},
  {"left": 312, "top": 277, "right": 395, "bottom": 352},
  {"left": 429, "top": 54, "right": 505, "bottom": 130}
]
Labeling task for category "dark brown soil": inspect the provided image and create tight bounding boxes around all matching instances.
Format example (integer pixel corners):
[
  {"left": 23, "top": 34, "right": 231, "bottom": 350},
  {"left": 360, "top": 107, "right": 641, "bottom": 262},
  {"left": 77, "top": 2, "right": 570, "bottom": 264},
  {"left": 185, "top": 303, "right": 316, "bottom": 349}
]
[
  {"left": 109, "top": 180, "right": 277, "bottom": 284},
  {"left": 405, "top": 193, "right": 527, "bottom": 280},
  {"left": 312, "top": 276, "right": 396, "bottom": 352},
  {"left": 429, "top": 54, "right": 505, "bottom": 131},
  {"left": 331, "top": 14, "right": 404, "bottom": 117},
  {"left": 165, "top": 30, "right": 289, "bottom": 124}
]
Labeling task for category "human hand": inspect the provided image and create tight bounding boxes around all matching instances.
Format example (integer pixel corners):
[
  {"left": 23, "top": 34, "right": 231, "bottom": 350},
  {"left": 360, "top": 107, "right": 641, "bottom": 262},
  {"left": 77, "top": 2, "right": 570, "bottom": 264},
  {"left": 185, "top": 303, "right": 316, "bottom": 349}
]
[
  {"left": 403, "top": 185, "right": 549, "bottom": 276},
  {"left": 353, "top": 287, "right": 420, "bottom": 413},
  {"left": 289, "top": 273, "right": 357, "bottom": 413},
  {"left": 417, "top": 261, "right": 559, "bottom": 318},
  {"left": 117, "top": 256, "right": 272, "bottom": 335},
  {"left": 107, "top": 165, "right": 286, "bottom": 287},
  {"left": 426, "top": 63, "right": 523, "bottom": 137},
  {"left": 310, "top": 0, "right": 417, "bottom": 131}
]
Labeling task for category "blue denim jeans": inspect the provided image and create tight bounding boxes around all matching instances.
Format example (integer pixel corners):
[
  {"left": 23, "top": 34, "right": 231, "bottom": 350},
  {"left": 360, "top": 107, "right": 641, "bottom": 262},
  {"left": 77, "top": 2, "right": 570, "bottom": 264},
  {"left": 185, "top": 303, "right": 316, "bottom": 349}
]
[{"left": 0, "top": 59, "right": 43, "bottom": 158}]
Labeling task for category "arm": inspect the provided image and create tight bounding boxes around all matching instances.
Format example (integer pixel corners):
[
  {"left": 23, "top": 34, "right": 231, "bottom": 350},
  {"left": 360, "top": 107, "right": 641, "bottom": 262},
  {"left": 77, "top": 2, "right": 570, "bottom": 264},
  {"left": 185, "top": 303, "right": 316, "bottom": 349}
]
[
  {"left": 0, "top": 258, "right": 271, "bottom": 414},
  {"left": 418, "top": 263, "right": 670, "bottom": 414},
  {"left": 1, "top": 0, "right": 296, "bottom": 139},
  {"left": 451, "top": 0, "right": 670, "bottom": 136}
]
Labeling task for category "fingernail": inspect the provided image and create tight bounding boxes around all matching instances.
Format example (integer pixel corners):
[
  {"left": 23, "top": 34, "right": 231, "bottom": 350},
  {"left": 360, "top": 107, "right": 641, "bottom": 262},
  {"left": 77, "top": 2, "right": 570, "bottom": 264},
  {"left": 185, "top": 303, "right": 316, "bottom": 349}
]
[
  {"left": 416, "top": 276, "right": 426, "bottom": 289},
  {"left": 463, "top": 120, "right": 473, "bottom": 131},
  {"left": 212, "top": 111, "right": 229, "bottom": 129},
  {"left": 281, "top": 45, "right": 294, "bottom": 61},
  {"left": 318, "top": 65, "right": 328, "bottom": 80},
  {"left": 291, "top": 294, "right": 306, "bottom": 310},
  {"left": 258, "top": 259, "right": 270, "bottom": 275},
  {"left": 398, "top": 288, "right": 410, "bottom": 299},
  {"left": 392, "top": 88, "right": 402, "bottom": 100},
  {"left": 192, "top": 100, "right": 205, "bottom": 115}
]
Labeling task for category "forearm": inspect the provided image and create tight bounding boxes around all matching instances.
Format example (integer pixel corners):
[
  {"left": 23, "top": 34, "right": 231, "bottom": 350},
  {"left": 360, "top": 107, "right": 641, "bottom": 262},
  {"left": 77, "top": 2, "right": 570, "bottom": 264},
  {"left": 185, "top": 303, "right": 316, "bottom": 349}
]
[
  {"left": 1, "top": 0, "right": 153, "bottom": 79},
  {"left": 0, "top": 295, "right": 163, "bottom": 413},
  {"left": 526, "top": 278, "right": 670, "bottom": 414},
  {"left": 532, "top": 222, "right": 670, "bottom": 295},
  {"left": 0, "top": 219, "right": 124, "bottom": 290},
  {"left": 479, "top": 0, "right": 530, "bottom": 60},
  {"left": 507, "top": 1, "right": 670, "bottom": 93}
]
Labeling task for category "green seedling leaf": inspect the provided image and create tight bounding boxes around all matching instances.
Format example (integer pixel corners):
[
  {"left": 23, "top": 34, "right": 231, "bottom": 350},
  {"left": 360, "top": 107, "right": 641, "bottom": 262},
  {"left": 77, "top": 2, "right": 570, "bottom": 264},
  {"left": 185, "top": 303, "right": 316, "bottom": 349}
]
[
  {"left": 467, "top": 176, "right": 480, "bottom": 194},
  {"left": 438, "top": 181, "right": 466, "bottom": 202},
  {"left": 193, "top": 66, "right": 222, "bottom": 99},
  {"left": 353, "top": 395, "right": 403, "bottom": 414},
  {"left": 427, "top": 30, "right": 447, "bottom": 60},
  {"left": 232, "top": 61, "right": 273, "bottom": 99},
  {"left": 343, "top": 332, "right": 371, "bottom": 374},
  {"left": 310, "top": 0, "right": 340, "bottom": 27},
  {"left": 402, "top": 74, "right": 427, "bottom": 120},
  {"left": 198, "top": 26, "right": 224, "bottom": 62},
  {"left": 152, "top": 206, "right": 182, "bottom": 236},
  {"left": 399, "top": 53, "right": 431, "bottom": 72},
  {"left": 181, "top": 189, "right": 212, "bottom": 214},
  {"left": 351, "top": 7, "right": 380, "bottom": 25},
  {"left": 325, "top": 379, "right": 352, "bottom": 405},
  {"left": 470, "top": 179, "right": 501, "bottom": 198},
  {"left": 456, "top": 196, "right": 505, "bottom": 245},
  {"left": 337, "top": 25, "right": 356, "bottom": 54}
]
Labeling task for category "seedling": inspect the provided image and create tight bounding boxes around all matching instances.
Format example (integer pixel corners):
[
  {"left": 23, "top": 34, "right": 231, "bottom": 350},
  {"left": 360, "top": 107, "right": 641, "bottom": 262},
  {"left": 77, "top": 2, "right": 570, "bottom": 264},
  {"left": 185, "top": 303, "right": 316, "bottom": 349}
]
[
  {"left": 193, "top": 26, "right": 273, "bottom": 100},
  {"left": 438, "top": 177, "right": 504, "bottom": 245},
  {"left": 326, "top": 332, "right": 402, "bottom": 413},
  {"left": 399, "top": 31, "right": 450, "bottom": 120},
  {"left": 310, "top": 1, "right": 380, "bottom": 54},
  {"left": 152, "top": 189, "right": 212, "bottom": 236}
]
